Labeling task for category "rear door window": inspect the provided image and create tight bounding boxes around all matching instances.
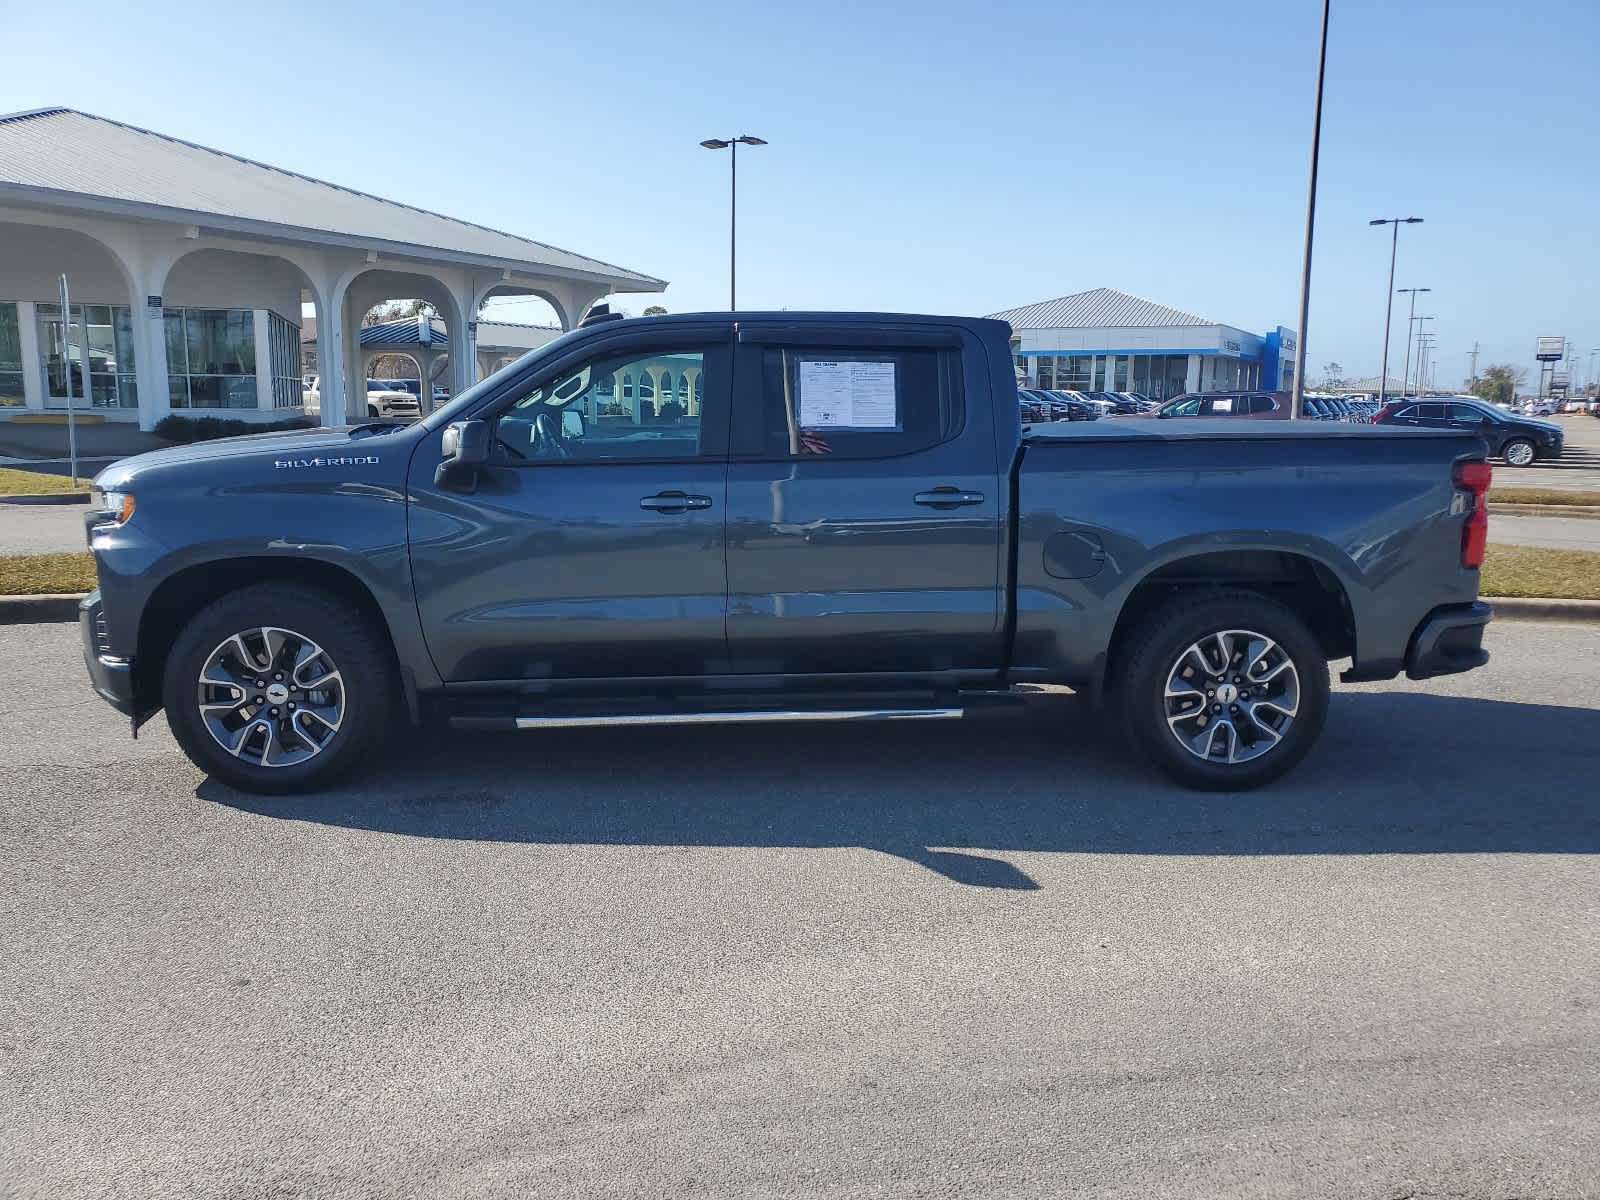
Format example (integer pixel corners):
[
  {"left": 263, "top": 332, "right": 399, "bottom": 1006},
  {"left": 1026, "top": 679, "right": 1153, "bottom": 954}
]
[{"left": 744, "top": 345, "right": 962, "bottom": 459}]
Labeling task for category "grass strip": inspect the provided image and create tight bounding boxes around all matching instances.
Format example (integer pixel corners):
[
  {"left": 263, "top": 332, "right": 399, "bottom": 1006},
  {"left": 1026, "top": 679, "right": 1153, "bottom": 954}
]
[
  {"left": 0, "top": 552, "right": 96, "bottom": 595},
  {"left": 1489, "top": 488, "right": 1600, "bottom": 507},
  {"left": 0, "top": 467, "right": 91, "bottom": 496},
  {"left": 1480, "top": 544, "right": 1600, "bottom": 601}
]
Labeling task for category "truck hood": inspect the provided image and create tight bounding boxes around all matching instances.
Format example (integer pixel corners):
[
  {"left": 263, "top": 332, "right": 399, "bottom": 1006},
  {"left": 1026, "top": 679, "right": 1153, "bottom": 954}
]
[{"left": 92, "top": 424, "right": 416, "bottom": 490}]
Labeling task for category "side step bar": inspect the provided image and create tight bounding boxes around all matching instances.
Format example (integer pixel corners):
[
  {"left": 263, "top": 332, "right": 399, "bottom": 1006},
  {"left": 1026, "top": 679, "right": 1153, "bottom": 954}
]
[{"left": 508, "top": 707, "right": 964, "bottom": 730}]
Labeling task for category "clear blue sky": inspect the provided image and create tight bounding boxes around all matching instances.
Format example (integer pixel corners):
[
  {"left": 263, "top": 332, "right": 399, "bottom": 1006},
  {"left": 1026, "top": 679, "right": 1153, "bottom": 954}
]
[{"left": 7, "top": 0, "right": 1597, "bottom": 386}]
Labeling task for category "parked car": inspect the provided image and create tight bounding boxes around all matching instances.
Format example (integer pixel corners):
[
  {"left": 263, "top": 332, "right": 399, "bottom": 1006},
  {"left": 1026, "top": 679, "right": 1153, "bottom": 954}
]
[
  {"left": 81, "top": 311, "right": 1492, "bottom": 795},
  {"left": 1017, "top": 389, "right": 1051, "bottom": 423},
  {"left": 1042, "top": 391, "right": 1101, "bottom": 421},
  {"left": 1148, "top": 391, "right": 1292, "bottom": 419},
  {"left": 1372, "top": 397, "right": 1563, "bottom": 467},
  {"left": 301, "top": 376, "right": 421, "bottom": 420}
]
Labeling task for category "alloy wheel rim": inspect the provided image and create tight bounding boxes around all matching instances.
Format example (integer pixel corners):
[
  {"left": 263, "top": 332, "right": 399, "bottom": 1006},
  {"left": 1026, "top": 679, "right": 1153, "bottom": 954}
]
[
  {"left": 1163, "top": 628, "right": 1300, "bottom": 765},
  {"left": 1505, "top": 442, "right": 1533, "bottom": 466},
  {"left": 196, "top": 626, "right": 344, "bottom": 767}
]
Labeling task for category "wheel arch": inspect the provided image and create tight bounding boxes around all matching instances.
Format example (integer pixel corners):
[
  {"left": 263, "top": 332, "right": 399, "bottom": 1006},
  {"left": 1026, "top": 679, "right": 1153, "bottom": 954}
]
[
  {"left": 1099, "top": 547, "right": 1357, "bottom": 700},
  {"left": 133, "top": 556, "right": 413, "bottom": 721}
]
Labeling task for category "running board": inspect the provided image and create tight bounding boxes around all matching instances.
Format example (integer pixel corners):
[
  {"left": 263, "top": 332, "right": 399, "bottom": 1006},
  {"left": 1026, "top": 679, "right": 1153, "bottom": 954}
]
[{"left": 507, "top": 707, "right": 964, "bottom": 730}]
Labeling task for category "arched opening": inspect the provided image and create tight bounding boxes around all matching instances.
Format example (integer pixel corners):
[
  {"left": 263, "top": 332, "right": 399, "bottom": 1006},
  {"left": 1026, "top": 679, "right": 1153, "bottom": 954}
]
[
  {"left": 162, "top": 247, "right": 316, "bottom": 417},
  {"left": 478, "top": 290, "right": 563, "bottom": 330},
  {"left": 337, "top": 270, "right": 465, "bottom": 421},
  {"left": 0, "top": 221, "right": 140, "bottom": 415}
]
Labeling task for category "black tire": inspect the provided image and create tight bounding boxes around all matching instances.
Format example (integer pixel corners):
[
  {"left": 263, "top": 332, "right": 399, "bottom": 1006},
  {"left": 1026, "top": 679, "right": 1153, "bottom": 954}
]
[
  {"left": 1115, "top": 589, "right": 1330, "bottom": 791},
  {"left": 162, "top": 583, "right": 396, "bottom": 794},
  {"left": 1500, "top": 438, "right": 1536, "bottom": 467}
]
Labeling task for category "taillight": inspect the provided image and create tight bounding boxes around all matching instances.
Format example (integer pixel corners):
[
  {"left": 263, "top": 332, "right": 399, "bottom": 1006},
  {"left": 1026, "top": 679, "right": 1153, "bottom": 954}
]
[
  {"left": 1372, "top": 404, "right": 1395, "bottom": 422},
  {"left": 1454, "top": 459, "right": 1492, "bottom": 568}
]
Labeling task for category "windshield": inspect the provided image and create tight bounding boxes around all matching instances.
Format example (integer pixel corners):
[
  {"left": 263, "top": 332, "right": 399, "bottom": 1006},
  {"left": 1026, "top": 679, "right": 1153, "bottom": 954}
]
[{"left": 419, "top": 327, "right": 588, "bottom": 431}]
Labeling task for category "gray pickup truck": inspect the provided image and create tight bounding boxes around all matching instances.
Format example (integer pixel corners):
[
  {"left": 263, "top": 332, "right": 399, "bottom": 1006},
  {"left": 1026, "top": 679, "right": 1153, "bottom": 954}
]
[{"left": 81, "top": 311, "right": 1493, "bottom": 794}]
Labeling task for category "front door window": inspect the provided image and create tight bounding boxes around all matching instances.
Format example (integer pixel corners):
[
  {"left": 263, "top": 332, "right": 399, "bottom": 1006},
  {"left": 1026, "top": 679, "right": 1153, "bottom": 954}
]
[{"left": 495, "top": 347, "right": 708, "bottom": 462}]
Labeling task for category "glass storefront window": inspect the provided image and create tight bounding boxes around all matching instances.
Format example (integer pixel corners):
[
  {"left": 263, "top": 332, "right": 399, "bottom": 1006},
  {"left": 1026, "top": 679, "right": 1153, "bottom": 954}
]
[
  {"left": 0, "top": 302, "right": 24, "bottom": 406},
  {"left": 268, "top": 311, "right": 303, "bottom": 408},
  {"left": 1058, "top": 355, "right": 1090, "bottom": 391},
  {"left": 34, "top": 302, "right": 137, "bottom": 408},
  {"left": 164, "top": 308, "right": 258, "bottom": 409}
]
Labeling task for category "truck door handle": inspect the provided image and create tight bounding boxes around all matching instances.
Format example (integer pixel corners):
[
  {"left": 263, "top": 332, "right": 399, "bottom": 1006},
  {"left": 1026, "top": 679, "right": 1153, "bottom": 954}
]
[
  {"left": 639, "top": 491, "right": 713, "bottom": 512},
  {"left": 913, "top": 488, "right": 986, "bottom": 508}
]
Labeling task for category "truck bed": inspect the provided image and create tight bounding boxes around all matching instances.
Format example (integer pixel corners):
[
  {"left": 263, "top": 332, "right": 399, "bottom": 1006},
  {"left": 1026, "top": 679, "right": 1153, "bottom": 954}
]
[{"left": 1010, "top": 419, "right": 1485, "bottom": 687}]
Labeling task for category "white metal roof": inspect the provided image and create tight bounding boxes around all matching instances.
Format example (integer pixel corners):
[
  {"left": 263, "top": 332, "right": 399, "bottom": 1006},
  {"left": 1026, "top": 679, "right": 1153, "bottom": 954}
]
[
  {"left": 988, "top": 288, "right": 1218, "bottom": 330},
  {"left": 0, "top": 107, "right": 663, "bottom": 290}
]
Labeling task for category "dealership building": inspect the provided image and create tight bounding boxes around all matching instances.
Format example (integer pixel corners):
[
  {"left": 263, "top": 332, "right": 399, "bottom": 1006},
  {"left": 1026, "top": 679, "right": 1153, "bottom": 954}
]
[
  {"left": 0, "top": 106, "right": 663, "bottom": 431},
  {"left": 990, "top": 288, "right": 1297, "bottom": 401}
]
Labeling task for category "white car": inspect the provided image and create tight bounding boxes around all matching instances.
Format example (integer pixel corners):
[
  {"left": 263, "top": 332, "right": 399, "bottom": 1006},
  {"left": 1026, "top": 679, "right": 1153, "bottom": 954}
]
[{"left": 301, "top": 377, "right": 420, "bottom": 420}]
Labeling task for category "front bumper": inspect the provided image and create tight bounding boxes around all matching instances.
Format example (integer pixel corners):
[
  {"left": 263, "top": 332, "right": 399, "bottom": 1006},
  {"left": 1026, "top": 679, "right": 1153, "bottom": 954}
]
[
  {"left": 79, "top": 590, "right": 137, "bottom": 716},
  {"left": 1405, "top": 600, "right": 1493, "bottom": 680}
]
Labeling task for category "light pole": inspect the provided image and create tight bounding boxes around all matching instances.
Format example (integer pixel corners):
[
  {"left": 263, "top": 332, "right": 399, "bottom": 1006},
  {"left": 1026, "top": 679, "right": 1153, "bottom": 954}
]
[
  {"left": 1414, "top": 326, "right": 1436, "bottom": 394},
  {"left": 700, "top": 135, "right": 767, "bottom": 310},
  {"left": 1397, "top": 287, "right": 1430, "bottom": 397},
  {"left": 1290, "top": 0, "right": 1331, "bottom": 419},
  {"left": 1370, "top": 216, "right": 1424, "bottom": 401}
]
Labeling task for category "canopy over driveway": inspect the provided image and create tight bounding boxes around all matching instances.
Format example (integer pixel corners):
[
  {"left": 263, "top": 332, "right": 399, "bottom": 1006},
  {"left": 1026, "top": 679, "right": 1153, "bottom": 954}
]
[{"left": 0, "top": 107, "right": 664, "bottom": 429}]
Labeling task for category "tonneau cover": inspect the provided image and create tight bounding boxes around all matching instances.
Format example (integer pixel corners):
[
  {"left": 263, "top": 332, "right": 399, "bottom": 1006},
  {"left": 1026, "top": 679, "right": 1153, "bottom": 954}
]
[{"left": 1023, "top": 418, "right": 1482, "bottom": 444}]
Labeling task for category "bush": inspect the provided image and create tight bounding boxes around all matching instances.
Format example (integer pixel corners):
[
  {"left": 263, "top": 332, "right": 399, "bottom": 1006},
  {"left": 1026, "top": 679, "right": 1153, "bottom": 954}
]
[{"left": 154, "top": 415, "right": 316, "bottom": 444}]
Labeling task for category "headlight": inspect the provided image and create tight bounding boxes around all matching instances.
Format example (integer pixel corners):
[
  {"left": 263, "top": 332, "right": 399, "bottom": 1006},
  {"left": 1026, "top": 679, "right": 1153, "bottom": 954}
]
[{"left": 97, "top": 490, "right": 136, "bottom": 525}]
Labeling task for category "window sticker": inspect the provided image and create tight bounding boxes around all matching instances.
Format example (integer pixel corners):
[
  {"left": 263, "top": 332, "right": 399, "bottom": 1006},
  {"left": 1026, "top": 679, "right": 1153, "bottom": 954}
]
[{"left": 797, "top": 359, "right": 898, "bottom": 429}]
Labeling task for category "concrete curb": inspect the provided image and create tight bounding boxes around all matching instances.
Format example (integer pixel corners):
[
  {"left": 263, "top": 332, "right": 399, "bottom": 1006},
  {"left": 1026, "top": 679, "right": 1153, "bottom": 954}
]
[
  {"left": 1483, "top": 596, "right": 1600, "bottom": 623},
  {"left": 0, "top": 593, "right": 85, "bottom": 623},
  {"left": 0, "top": 492, "right": 91, "bottom": 506},
  {"left": 1492, "top": 502, "right": 1600, "bottom": 520}
]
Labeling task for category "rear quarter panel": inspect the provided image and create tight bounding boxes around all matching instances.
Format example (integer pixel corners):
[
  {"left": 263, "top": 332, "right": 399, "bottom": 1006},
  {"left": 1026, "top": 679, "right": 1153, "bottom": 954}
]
[{"left": 1013, "top": 425, "right": 1484, "bottom": 684}]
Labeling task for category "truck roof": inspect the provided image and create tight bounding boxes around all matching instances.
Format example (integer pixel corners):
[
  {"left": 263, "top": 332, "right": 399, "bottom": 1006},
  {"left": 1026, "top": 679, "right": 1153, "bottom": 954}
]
[{"left": 596, "top": 311, "right": 1012, "bottom": 336}]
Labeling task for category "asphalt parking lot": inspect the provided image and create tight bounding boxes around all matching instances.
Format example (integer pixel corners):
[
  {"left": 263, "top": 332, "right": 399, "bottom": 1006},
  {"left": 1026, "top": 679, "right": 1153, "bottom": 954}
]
[{"left": 3, "top": 618, "right": 1599, "bottom": 1198}]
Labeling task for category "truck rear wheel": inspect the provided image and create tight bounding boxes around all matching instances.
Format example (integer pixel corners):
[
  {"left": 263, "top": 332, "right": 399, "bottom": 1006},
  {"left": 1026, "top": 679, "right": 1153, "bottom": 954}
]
[
  {"left": 1115, "top": 590, "right": 1329, "bottom": 791},
  {"left": 161, "top": 583, "right": 396, "bottom": 794}
]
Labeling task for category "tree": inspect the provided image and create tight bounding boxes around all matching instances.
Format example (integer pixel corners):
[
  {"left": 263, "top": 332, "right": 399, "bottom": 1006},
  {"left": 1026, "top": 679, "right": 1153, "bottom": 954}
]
[
  {"left": 1469, "top": 364, "right": 1526, "bottom": 405},
  {"left": 642, "top": 305, "right": 668, "bottom": 316},
  {"left": 1318, "top": 361, "right": 1345, "bottom": 389},
  {"left": 362, "top": 298, "right": 435, "bottom": 327}
]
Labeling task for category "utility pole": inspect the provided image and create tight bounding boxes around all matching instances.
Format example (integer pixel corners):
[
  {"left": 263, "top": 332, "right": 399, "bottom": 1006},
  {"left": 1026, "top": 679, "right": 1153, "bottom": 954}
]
[
  {"left": 1467, "top": 341, "right": 1480, "bottom": 386},
  {"left": 1397, "top": 287, "right": 1430, "bottom": 396}
]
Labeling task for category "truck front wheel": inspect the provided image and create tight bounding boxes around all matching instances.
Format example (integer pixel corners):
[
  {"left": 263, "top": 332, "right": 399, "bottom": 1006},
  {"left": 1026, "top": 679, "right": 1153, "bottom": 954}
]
[
  {"left": 161, "top": 583, "right": 396, "bottom": 794},
  {"left": 1116, "top": 590, "right": 1329, "bottom": 791}
]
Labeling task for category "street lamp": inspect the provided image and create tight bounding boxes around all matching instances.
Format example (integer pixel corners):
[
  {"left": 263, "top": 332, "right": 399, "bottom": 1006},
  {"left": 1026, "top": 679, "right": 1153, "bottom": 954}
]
[
  {"left": 1290, "top": 0, "right": 1331, "bottom": 419},
  {"left": 700, "top": 135, "right": 767, "bottom": 310},
  {"left": 1396, "top": 287, "right": 1430, "bottom": 398},
  {"left": 1370, "top": 216, "right": 1425, "bottom": 401}
]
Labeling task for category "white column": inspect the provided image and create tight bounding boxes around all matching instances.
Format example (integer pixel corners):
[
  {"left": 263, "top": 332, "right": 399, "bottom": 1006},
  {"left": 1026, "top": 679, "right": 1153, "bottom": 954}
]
[
  {"left": 415, "top": 348, "right": 438, "bottom": 413},
  {"left": 1185, "top": 355, "right": 1201, "bottom": 394},
  {"left": 16, "top": 302, "right": 43, "bottom": 410},
  {"left": 253, "top": 309, "right": 273, "bottom": 412},
  {"left": 133, "top": 290, "right": 170, "bottom": 433},
  {"left": 314, "top": 290, "right": 347, "bottom": 429}
]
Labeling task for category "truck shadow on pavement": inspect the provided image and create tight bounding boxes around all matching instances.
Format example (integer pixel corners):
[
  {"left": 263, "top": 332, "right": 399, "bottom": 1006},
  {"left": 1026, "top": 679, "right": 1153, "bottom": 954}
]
[{"left": 200, "top": 691, "right": 1600, "bottom": 890}]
